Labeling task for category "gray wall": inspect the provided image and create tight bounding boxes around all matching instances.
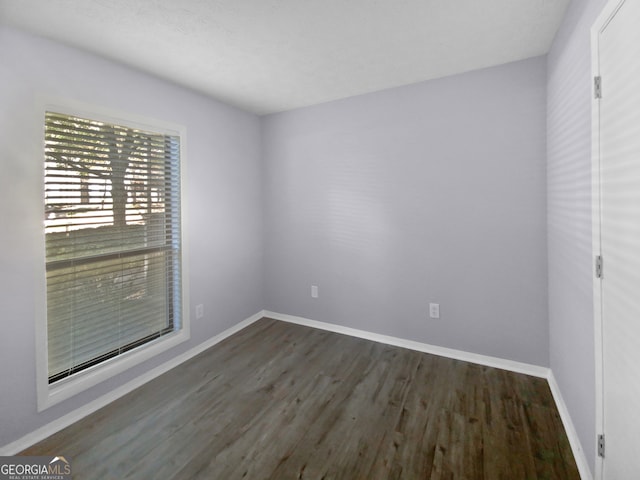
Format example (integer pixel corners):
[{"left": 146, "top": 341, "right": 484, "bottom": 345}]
[
  {"left": 0, "top": 26, "right": 263, "bottom": 447},
  {"left": 547, "top": 0, "right": 608, "bottom": 474},
  {"left": 262, "top": 56, "right": 549, "bottom": 366}
]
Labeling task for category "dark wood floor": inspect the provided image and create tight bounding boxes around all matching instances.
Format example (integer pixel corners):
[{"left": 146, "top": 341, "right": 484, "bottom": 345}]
[{"left": 23, "top": 318, "right": 580, "bottom": 479}]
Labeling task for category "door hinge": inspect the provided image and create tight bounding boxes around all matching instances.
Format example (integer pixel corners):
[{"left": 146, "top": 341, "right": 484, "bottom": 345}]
[
  {"left": 598, "top": 434, "right": 605, "bottom": 458},
  {"left": 594, "top": 76, "right": 602, "bottom": 99},
  {"left": 596, "top": 255, "right": 603, "bottom": 279}
]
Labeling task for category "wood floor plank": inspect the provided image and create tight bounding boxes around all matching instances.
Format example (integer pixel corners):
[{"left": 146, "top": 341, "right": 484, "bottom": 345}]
[{"left": 21, "top": 318, "right": 580, "bottom": 479}]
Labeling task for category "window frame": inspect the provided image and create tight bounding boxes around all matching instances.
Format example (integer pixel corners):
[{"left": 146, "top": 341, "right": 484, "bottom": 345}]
[{"left": 36, "top": 98, "right": 190, "bottom": 411}]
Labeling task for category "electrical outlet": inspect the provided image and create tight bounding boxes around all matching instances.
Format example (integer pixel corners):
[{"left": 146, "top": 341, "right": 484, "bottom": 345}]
[
  {"left": 429, "top": 303, "right": 440, "bottom": 319},
  {"left": 311, "top": 285, "right": 319, "bottom": 298},
  {"left": 195, "top": 304, "right": 204, "bottom": 319}
]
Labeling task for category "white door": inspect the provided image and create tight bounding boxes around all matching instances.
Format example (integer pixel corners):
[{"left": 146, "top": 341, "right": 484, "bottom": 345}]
[{"left": 595, "top": 0, "right": 640, "bottom": 477}]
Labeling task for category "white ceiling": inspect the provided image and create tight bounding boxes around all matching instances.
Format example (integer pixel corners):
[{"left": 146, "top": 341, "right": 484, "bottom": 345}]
[{"left": 0, "top": 0, "right": 570, "bottom": 115}]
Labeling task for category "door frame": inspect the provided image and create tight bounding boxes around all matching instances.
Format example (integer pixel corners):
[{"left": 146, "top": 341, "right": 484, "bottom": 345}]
[{"left": 591, "top": 1, "right": 630, "bottom": 478}]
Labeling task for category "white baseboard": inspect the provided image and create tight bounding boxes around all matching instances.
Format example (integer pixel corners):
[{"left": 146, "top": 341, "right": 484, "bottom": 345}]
[
  {"left": 0, "top": 311, "right": 264, "bottom": 456},
  {"left": 266, "top": 311, "right": 592, "bottom": 480},
  {"left": 547, "top": 371, "right": 593, "bottom": 480},
  {"left": 265, "top": 311, "right": 549, "bottom": 378},
  {"left": 3, "top": 309, "right": 592, "bottom": 480}
]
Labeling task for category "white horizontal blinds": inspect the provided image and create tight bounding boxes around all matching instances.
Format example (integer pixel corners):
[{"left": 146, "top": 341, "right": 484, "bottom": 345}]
[{"left": 44, "top": 111, "right": 182, "bottom": 383}]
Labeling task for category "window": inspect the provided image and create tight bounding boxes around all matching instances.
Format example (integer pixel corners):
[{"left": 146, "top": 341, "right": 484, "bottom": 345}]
[{"left": 40, "top": 107, "right": 186, "bottom": 405}]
